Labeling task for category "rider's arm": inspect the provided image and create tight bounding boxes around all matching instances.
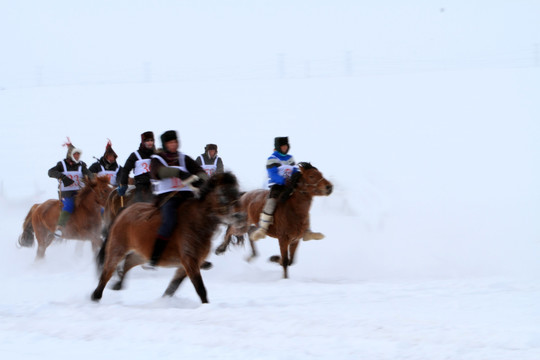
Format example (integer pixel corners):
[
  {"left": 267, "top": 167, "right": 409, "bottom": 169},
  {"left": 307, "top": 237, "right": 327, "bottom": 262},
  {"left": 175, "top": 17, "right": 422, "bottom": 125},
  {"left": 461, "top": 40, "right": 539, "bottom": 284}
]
[{"left": 48, "top": 162, "right": 64, "bottom": 179}]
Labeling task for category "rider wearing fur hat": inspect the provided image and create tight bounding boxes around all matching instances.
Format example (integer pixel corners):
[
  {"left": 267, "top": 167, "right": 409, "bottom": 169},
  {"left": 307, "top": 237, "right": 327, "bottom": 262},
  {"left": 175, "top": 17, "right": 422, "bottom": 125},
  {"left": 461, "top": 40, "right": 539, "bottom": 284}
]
[
  {"left": 250, "top": 136, "right": 324, "bottom": 242},
  {"left": 89, "top": 140, "right": 122, "bottom": 186},
  {"left": 143, "top": 130, "right": 209, "bottom": 270},
  {"left": 196, "top": 143, "right": 224, "bottom": 177},
  {"left": 48, "top": 138, "right": 93, "bottom": 238},
  {"left": 117, "top": 131, "right": 155, "bottom": 203}
]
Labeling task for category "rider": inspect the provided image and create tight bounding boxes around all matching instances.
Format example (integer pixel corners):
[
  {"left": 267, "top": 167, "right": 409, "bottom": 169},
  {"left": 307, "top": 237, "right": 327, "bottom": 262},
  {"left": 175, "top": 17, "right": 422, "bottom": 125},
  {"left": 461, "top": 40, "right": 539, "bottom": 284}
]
[
  {"left": 89, "top": 140, "right": 122, "bottom": 187},
  {"left": 48, "top": 139, "right": 93, "bottom": 238},
  {"left": 144, "top": 130, "right": 208, "bottom": 270},
  {"left": 195, "top": 143, "right": 224, "bottom": 177},
  {"left": 117, "top": 131, "right": 155, "bottom": 203},
  {"left": 250, "top": 136, "right": 324, "bottom": 242}
]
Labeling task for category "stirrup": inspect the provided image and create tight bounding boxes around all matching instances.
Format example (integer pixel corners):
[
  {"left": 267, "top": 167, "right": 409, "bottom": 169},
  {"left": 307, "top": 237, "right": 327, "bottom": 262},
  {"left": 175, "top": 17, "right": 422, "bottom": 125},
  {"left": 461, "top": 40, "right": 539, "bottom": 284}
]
[{"left": 53, "top": 226, "right": 64, "bottom": 238}]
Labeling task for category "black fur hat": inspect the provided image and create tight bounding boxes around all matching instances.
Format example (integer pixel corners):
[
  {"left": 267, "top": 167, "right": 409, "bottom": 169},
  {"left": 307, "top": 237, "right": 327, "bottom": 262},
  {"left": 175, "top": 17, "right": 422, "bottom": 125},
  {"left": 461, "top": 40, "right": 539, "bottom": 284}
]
[
  {"left": 274, "top": 137, "right": 290, "bottom": 153},
  {"left": 161, "top": 130, "right": 178, "bottom": 148},
  {"left": 205, "top": 144, "right": 217, "bottom": 152},
  {"left": 140, "top": 131, "right": 154, "bottom": 142}
]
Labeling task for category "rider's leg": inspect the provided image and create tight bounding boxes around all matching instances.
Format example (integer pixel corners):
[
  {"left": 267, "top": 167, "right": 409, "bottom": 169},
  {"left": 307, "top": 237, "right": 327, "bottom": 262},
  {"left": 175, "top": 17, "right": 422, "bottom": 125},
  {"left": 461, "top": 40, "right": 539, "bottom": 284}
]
[
  {"left": 250, "top": 185, "right": 283, "bottom": 241},
  {"left": 54, "top": 193, "right": 75, "bottom": 237}
]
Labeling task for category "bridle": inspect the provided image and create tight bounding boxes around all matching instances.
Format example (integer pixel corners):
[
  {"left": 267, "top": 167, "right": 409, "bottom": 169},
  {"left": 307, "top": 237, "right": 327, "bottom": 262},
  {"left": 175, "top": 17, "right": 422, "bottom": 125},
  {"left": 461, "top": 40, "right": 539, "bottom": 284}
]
[{"left": 297, "top": 174, "right": 325, "bottom": 194}]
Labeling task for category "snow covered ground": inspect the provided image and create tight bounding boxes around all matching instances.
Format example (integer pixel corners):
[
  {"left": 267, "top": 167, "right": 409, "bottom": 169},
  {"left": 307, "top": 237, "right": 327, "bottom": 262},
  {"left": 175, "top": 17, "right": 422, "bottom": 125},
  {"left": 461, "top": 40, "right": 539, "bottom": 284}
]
[{"left": 1, "top": 1, "right": 539, "bottom": 359}]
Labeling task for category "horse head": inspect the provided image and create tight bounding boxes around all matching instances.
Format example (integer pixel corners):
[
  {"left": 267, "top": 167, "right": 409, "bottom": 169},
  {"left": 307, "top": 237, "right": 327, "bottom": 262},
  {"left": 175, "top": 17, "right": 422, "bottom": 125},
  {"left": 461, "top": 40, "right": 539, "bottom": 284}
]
[
  {"left": 199, "top": 172, "right": 248, "bottom": 232},
  {"left": 296, "top": 162, "right": 333, "bottom": 197},
  {"left": 77, "top": 176, "right": 113, "bottom": 208}
]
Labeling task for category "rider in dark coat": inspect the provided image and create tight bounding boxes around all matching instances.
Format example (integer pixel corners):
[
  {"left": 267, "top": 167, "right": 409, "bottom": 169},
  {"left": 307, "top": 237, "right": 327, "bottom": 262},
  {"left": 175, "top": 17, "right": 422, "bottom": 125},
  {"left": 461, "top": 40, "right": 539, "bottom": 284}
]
[
  {"left": 143, "top": 130, "right": 208, "bottom": 270},
  {"left": 48, "top": 139, "right": 93, "bottom": 237},
  {"left": 117, "top": 131, "right": 155, "bottom": 203},
  {"left": 196, "top": 144, "right": 224, "bottom": 177},
  {"left": 89, "top": 140, "right": 122, "bottom": 186}
]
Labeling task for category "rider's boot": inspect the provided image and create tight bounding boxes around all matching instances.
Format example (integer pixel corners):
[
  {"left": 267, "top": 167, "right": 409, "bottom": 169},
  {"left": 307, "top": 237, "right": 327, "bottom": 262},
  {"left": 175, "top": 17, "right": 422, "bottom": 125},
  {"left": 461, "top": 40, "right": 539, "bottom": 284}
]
[
  {"left": 54, "top": 210, "right": 71, "bottom": 238},
  {"left": 250, "top": 197, "right": 277, "bottom": 241},
  {"left": 250, "top": 213, "right": 273, "bottom": 241}
]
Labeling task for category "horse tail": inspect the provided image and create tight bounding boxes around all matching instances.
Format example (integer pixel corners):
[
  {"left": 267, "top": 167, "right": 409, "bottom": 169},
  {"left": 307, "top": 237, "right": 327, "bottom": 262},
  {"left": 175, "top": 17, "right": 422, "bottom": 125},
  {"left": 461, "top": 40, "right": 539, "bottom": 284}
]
[{"left": 18, "top": 204, "right": 38, "bottom": 247}]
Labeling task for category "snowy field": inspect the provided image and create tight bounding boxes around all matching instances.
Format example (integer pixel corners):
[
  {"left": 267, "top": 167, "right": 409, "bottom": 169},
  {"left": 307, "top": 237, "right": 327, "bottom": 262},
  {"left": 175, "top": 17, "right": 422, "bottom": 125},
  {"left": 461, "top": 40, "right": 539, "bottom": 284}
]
[{"left": 1, "top": 1, "right": 539, "bottom": 359}]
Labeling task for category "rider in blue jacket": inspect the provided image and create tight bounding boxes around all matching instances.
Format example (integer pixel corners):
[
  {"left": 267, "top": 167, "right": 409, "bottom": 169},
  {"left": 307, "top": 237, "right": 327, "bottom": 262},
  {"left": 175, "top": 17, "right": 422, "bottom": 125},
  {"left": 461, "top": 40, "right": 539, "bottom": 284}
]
[{"left": 251, "top": 137, "right": 324, "bottom": 242}]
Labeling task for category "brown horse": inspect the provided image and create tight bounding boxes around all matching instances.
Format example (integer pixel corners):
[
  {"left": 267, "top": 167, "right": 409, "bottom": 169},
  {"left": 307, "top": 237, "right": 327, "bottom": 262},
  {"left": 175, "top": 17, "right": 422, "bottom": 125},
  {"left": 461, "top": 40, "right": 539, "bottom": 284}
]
[
  {"left": 18, "top": 176, "right": 113, "bottom": 260},
  {"left": 215, "top": 162, "right": 333, "bottom": 279},
  {"left": 101, "top": 186, "right": 136, "bottom": 241},
  {"left": 91, "top": 172, "right": 247, "bottom": 304}
]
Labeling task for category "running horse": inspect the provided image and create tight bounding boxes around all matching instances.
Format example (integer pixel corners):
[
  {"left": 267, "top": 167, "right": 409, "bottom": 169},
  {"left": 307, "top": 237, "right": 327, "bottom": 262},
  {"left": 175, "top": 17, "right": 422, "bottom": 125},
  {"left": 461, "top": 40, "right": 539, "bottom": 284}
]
[
  {"left": 18, "top": 176, "right": 112, "bottom": 260},
  {"left": 91, "top": 172, "right": 247, "bottom": 304},
  {"left": 215, "top": 162, "right": 333, "bottom": 279}
]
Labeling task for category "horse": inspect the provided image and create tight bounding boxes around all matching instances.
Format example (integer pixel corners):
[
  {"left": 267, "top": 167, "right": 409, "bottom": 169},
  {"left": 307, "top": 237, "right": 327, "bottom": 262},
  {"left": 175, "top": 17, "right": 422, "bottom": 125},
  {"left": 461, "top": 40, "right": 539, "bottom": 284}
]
[
  {"left": 91, "top": 172, "right": 247, "bottom": 304},
  {"left": 215, "top": 162, "right": 333, "bottom": 279},
  {"left": 17, "top": 176, "right": 113, "bottom": 260},
  {"left": 101, "top": 185, "right": 137, "bottom": 241}
]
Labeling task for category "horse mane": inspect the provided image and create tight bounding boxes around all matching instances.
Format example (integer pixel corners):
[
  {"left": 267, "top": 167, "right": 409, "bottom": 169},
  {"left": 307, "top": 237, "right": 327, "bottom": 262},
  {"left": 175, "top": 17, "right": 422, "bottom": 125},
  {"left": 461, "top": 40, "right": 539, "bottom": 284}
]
[
  {"left": 298, "top": 162, "right": 317, "bottom": 170},
  {"left": 198, "top": 172, "right": 238, "bottom": 201},
  {"left": 75, "top": 176, "right": 108, "bottom": 207}
]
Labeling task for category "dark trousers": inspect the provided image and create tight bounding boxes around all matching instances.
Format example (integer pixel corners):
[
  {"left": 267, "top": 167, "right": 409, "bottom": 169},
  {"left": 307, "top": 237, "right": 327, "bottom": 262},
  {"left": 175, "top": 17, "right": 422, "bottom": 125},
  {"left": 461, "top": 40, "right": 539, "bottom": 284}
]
[
  {"left": 157, "top": 191, "right": 194, "bottom": 239},
  {"left": 269, "top": 184, "right": 286, "bottom": 200}
]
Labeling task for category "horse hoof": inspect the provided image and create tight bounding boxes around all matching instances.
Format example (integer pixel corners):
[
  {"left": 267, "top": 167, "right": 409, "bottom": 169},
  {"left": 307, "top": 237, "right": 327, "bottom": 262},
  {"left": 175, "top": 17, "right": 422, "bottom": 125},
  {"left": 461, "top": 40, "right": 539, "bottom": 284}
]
[
  {"left": 269, "top": 255, "right": 281, "bottom": 263},
  {"left": 90, "top": 291, "right": 102, "bottom": 302},
  {"left": 111, "top": 282, "right": 123, "bottom": 291},
  {"left": 200, "top": 261, "right": 213, "bottom": 270},
  {"left": 214, "top": 246, "right": 225, "bottom": 255}
]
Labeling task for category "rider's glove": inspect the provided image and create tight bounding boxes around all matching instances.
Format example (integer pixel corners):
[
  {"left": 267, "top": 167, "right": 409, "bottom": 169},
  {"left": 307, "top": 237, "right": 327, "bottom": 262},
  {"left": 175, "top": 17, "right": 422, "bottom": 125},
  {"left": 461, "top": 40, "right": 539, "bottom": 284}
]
[
  {"left": 117, "top": 185, "right": 128, "bottom": 196},
  {"left": 61, "top": 176, "right": 75, "bottom": 187}
]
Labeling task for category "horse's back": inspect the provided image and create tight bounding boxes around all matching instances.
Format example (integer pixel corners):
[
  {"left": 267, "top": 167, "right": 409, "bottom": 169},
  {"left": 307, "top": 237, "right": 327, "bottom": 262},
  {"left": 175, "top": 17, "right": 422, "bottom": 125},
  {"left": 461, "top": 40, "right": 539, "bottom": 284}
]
[
  {"left": 109, "top": 202, "right": 160, "bottom": 247},
  {"left": 34, "top": 199, "right": 61, "bottom": 222},
  {"left": 239, "top": 189, "right": 268, "bottom": 224}
]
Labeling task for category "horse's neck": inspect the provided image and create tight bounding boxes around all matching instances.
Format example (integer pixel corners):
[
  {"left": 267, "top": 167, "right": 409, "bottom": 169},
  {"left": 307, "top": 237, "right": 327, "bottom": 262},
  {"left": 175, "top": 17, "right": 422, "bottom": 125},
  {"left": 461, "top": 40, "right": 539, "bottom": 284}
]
[
  {"left": 186, "top": 199, "right": 221, "bottom": 235},
  {"left": 286, "top": 191, "right": 313, "bottom": 215},
  {"left": 76, "top": 190, "right": 100, "bottom": 213}
]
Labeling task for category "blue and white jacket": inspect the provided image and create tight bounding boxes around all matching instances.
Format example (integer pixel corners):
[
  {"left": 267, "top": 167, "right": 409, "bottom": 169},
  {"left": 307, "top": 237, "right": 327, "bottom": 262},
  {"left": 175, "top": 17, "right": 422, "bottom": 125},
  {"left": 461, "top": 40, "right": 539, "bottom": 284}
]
[{"left": 266, "top": 151, "right": 299, "bottom": 186}]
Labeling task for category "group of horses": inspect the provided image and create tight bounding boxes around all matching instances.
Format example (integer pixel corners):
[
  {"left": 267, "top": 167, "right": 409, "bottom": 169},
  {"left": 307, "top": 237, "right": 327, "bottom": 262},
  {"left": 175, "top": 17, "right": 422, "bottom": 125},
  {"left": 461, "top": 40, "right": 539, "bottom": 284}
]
[{"left": 18, "top": 163, "right": 333, "bottom": 304}]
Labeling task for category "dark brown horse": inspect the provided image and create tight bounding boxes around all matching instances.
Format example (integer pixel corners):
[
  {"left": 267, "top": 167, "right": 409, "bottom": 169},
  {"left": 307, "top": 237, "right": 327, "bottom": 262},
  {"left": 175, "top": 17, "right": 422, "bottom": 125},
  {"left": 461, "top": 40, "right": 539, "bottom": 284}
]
[
  {"left": 18, "top": 176, "right": 113, "bottom": 260},
  {"left": 215, "top": 162, "right": 332, "bottom": 279},
  {"left": 91, "top": 172, "right": 247, "bottom": 304}
]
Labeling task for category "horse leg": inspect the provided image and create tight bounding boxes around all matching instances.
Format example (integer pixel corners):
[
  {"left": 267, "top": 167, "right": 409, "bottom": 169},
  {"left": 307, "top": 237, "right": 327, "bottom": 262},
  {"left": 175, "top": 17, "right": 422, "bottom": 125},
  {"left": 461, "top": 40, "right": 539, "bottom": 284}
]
[
  {"left": 91, "top": 249, "right": 127, "bottom": 301},
  {"left": 111, "top": 252, "right": 144, "bottom": 291},
  {"left": 34, "top": 226, "right": 53, "bottom": 260},
  {"left": 246, "top": 238, "right": 259, "bottom": 263},
  {"left": 163, "top": 266, "right": 188, "bottom": 297},
  {"left": 214, "top": 225, "right": 233, "bottom": 255},
  {"left": 278, "top": 238, "right": 290, "bottom": 279},
  {"left": 188, "top": 271, "right": 208, "bottom": 304},
  {"left": 241, "top": 225, "right": 257, "bottom": 262},
  {"left": 90, "top": 235, "right": 103, "bottom": 255},
  {"left": 288, "top": 239, "right": 300, "bottom": 266},
  {"left": 184, "top": 259, "right": 208, "bottom": 304}
]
